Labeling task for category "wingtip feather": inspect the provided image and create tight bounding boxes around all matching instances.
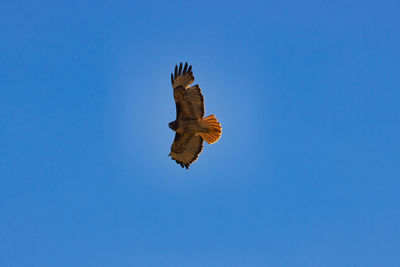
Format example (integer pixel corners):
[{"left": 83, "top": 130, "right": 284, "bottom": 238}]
[
  {"left": 178, "top": 62, "right": 183, "bottom": 75},
  {"left": 183, "top": 62, "right": 188, "bottom": 73},
  {"left": 174, "top": 65, "right": 177, "bottom": 79}
]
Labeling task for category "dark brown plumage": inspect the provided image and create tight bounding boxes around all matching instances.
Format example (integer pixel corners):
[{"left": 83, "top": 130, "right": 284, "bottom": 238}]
[{"left": 168, "top": 62, "right": 222, "bottom": 169}]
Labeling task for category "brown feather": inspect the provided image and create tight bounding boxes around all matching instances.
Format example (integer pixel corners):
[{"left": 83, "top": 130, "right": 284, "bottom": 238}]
[
  {"left": 170, "top": 134, "right": 204, "bottom": 168},
  {"left": 169, "top": 63, "right": 222, "bottom": 168}
]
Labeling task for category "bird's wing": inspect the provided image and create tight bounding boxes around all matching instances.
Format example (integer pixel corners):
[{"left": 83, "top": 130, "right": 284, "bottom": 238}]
[
  {"left": 169, "top": 133, "right": 204, "bottom": 169},
  {"left": 171, "top": 62, "right": 194, "bottom": 89},
  {"left": 172, "top": 63, "right": 205, "bottom": 120}
]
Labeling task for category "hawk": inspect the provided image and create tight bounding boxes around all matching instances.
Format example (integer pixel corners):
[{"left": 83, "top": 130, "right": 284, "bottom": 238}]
[{"left": 168, "top": 62, "right": 222, "bottom": 169}]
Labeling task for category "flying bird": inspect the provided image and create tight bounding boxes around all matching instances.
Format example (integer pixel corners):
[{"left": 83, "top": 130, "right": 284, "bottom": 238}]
[{"left": 168, "top": 62, "right": 222, "bottom": 169}]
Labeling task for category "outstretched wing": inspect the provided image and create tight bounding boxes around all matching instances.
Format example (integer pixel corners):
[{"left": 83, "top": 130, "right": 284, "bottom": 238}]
[
  {"left": 171, "top": 62, "right": 205, "bottom": 120},
  {"left": 169, "top": 133, "right": 204, "bottom": 169},
  {"left": 171, "top": 62, "right": 194, "bottom": 89}
]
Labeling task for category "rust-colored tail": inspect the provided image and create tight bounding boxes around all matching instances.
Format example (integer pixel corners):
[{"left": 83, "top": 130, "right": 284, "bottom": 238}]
[{"left": 199, "top": 115, "right": 222, "bottom": 144}]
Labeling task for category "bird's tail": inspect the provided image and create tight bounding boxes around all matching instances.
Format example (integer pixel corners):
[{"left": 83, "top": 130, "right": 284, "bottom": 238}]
[{"left": 199, "top": 115, "right": 222, "bottom": 144}]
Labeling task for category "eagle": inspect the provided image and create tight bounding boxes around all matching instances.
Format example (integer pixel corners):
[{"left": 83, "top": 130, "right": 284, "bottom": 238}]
[{"left": 168, "top": 62, "right": 222, "bottom": 169}]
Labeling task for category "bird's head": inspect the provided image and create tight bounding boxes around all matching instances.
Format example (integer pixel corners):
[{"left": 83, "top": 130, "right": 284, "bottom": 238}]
[{"left": 168, "top": 121, "right": 178, "bottom": 131}]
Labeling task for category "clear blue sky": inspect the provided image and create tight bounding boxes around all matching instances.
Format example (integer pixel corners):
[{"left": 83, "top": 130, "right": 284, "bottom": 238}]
[{"left": 1, "top": 1, "right": 399, "bottom": 266}]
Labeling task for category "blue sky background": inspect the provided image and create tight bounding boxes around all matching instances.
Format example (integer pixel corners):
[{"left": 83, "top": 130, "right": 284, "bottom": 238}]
[{"left": 1, "top": 0, "right": 399, "bottom": 266}]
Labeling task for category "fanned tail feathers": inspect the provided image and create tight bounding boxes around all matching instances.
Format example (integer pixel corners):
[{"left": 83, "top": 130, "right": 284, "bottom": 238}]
[{"left": 199, "top": 115, "right": 222, "bottom": 144}]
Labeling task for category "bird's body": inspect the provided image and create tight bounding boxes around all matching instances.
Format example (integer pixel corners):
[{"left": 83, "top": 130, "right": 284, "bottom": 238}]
[
  {"left": 168, "top": 63, "right": 222, "bottom": 169},
  {"left": 169, "top": 119, "right": 206, "bottom": 134}
]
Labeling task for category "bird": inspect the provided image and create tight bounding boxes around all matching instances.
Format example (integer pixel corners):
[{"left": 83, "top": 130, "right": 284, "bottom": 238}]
[{"left": 168, "top": 62, "right": 222, "bottom": 169}]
